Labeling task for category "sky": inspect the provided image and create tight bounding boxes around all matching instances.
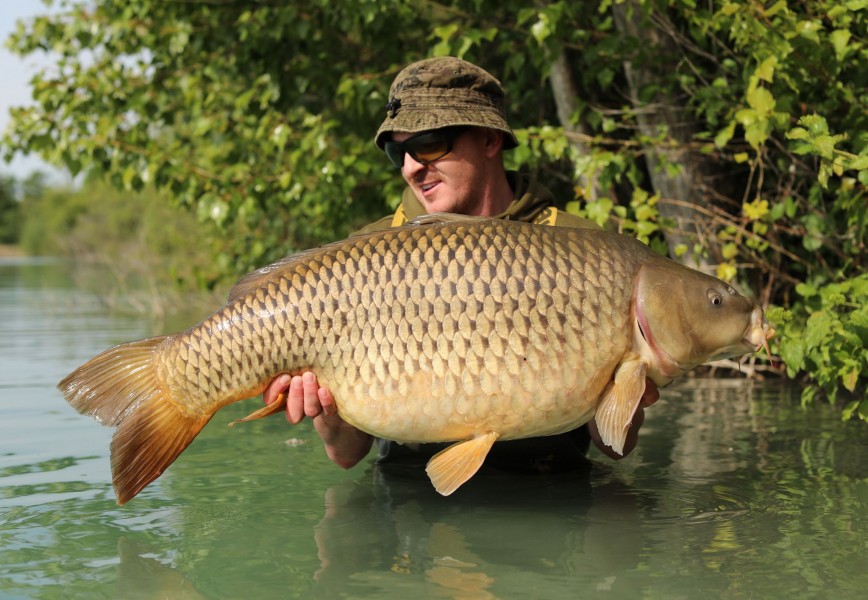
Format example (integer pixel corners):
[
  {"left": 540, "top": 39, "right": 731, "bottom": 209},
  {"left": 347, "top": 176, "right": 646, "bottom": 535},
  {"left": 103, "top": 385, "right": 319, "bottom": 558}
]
[{"left": 0, "top": 2, "right": 70, "bottom": 184}]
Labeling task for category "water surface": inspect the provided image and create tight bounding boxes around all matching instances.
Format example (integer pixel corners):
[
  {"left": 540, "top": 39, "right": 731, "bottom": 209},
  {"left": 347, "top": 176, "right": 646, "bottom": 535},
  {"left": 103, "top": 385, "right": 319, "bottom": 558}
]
[{"left": 1, "top": 258, "right": 865, "bottom": 599}]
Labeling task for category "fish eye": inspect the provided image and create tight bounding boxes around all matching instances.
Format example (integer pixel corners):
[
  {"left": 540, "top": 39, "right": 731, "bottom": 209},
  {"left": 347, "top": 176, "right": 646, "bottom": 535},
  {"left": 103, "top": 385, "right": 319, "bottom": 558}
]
[{"left": 708, "top": 290, "right": 723, "bottom": 306}]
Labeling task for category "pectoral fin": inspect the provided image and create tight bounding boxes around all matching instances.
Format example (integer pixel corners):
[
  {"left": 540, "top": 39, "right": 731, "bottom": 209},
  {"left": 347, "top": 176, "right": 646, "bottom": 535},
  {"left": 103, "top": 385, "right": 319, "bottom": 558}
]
[
  {"left": 229, "top": 393, "right": 286, "bottom": 426},
  {"left": 425, "top": 432, "right": 499, "bottom": 496},
  {"left": 594, "top": 359, "right": 647, "bottom": 455}
]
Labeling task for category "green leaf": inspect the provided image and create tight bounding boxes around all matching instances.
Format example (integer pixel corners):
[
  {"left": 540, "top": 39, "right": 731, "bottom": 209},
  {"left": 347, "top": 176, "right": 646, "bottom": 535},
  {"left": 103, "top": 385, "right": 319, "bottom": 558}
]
[
  {"left": 720, "top": 2, "right": 740, "bottom": 16},
  {"left": 743, "top": 198, "right": 769, "bottom": 220},
  {"left": 634, "top": 219, "right": 659, "bottom": 239},
  {"left": 716, "top": 262, "right": 737, "bottom": 282},
  {"left": 794, "top": 20, "right": 822, "bottom": 43},
  {"left": 747, "top": 86, "right": 775, "bottom": 115},
  {"left": 764, "top": 1, "right": 787, "bottom": 17},
  {"left": 829, "top": 29, "right": 852, "bottom": 61},
  {"left": 840, "top": 367, "right": 859, "bottom": 392},
  {"left": 786, "top": 127, "right": 809, "bottom": 141},
  {"left": 735, "top": 107, "right": 757, "bottom": 126},
  {"left": 755, "top": 56, "right": 777, "bottom": 82},
  {"left": 530, "top": 14, "right": 551, "bottom": 45},
  {"left": 812, "top": 135, "right": 839, "bottom": 160},
  {"left": 795, "top": 282, "right": 817, "bottom": 297},
  {"left": 721, "top": 242, "right": 738, "bottom": 260},
  {"left": 634, "top": 204, "right": 656, "bottom": 222},
  {"left": 805, "top": 310, "right": 835, "bottom": 348},
  {"left": 799, "top": 114, "right": 830, "bottom": 136},
  {"left": 585, "top": 198, "right": 613, "bottom": 226},
  {"left": 714, "top": 121, "right": 736, "bottom": 148},
  {"left": 745, "top": 121, "right": 770, "bottom": 150}
]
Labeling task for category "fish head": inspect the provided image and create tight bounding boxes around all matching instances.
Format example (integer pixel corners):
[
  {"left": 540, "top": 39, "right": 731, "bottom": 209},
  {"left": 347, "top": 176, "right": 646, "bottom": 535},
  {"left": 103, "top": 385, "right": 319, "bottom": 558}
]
[{"left": 634, "top": 259, "right": 774, "bottom": 382}]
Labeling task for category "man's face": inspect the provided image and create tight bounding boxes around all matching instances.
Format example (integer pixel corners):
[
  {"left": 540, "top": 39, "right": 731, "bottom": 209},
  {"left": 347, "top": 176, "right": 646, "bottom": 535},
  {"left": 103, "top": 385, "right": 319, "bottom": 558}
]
[{"left": 391, "top": 128, "right": 496, "bottom": 215}]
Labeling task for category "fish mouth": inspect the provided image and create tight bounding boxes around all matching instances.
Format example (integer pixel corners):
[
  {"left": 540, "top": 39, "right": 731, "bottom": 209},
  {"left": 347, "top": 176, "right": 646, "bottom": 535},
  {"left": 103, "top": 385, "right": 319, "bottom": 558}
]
[
  {"left": 708, "top": 308, "right": 775, "bottom": 362},
  {"left": 743, "top": 308, "right": 775, "bottom": 360},
  {"left": 707, "top": 341, "right": 758, "bottom": 362}
]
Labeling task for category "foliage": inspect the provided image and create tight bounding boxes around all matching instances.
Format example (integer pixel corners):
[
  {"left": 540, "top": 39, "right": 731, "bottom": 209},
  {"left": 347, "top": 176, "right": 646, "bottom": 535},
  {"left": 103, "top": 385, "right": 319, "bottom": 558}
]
[
  {"left": 18, "top": 181, "right": 82, "bottom": 257},
  {"left": 19, "top": 179, "right": 233, "bottom": 313},
  {"left": 4, "top": 0, "right": 415, "bottom": 274},
  {"left": 769, "top": 274, "right": 868, "bottom": 420},
  {"left": 0, "top": 174, "right": 20, "bottom": 244},
  {"left": 3, "top": 0, "right": 865, "bottom": 418}
]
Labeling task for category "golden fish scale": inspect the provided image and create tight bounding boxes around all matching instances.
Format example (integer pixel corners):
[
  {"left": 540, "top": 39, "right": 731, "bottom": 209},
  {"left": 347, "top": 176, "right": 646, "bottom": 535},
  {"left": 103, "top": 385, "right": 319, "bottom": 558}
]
[{"left": 156, "top": 221, "right": 640, "bottom": 442}]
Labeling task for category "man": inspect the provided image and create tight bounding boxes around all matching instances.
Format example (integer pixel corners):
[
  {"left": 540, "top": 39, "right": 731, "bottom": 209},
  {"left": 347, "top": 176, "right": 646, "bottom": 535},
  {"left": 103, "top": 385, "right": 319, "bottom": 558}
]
[{"left": 263, "top": 57, "right": 658, "bottom": 473}]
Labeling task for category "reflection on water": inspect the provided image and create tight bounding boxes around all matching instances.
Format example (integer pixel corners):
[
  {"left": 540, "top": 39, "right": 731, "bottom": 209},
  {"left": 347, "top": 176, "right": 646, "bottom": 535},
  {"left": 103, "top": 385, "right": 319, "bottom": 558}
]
[
  {"left": 1, "top": 259, "right": 866, "bottom": 599},
  {"left": 305, "top": 465, "right": 646, "bottom": 599}
]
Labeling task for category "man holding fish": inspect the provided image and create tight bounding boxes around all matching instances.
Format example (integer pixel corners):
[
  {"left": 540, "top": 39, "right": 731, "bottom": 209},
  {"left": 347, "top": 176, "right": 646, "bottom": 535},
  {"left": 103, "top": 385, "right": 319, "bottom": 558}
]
[
  {"left": 263, "top": 57, "right": 660, "bottom": 473},
  {"left": 60, "top": 57, "right": 774, "bottom": 505}
]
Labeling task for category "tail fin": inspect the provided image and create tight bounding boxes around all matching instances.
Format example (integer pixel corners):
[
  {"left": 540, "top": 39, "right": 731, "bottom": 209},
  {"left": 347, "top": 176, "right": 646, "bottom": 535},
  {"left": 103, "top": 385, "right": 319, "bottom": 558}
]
[{"left": 58, "top": 336, "right": 211, "bottom": 505}]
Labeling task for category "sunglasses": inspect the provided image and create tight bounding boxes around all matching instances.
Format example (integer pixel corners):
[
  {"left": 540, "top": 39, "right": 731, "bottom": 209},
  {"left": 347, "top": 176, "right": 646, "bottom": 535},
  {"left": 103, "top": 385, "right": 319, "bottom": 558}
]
[{"left": 383, "top": 127, "right": 469, "bottom": 168}]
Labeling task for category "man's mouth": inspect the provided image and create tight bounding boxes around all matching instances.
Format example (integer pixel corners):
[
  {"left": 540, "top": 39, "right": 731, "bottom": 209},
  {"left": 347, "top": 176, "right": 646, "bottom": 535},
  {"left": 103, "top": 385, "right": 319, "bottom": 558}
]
[{"left": 419, "top": 181, "right": 440, "bottom": 194}]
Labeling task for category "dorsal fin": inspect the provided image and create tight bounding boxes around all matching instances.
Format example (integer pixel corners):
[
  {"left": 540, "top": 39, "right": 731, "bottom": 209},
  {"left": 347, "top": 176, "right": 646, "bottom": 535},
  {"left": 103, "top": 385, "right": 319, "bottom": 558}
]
[
  {"left": 227, "top": 213, "right": 497, "bottom": 303},
  {"left": 227, "top": 246, "right": 327, "bottom": 303},
  {"left": 226, "top": 222, "right": 403, "bottom": 303}
]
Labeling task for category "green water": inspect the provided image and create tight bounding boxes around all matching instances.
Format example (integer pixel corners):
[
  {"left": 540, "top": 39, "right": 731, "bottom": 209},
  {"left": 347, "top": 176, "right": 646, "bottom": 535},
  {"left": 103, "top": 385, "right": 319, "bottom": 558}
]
[{"left": 1, "top": 258, "right": 866, "bottom": 599}]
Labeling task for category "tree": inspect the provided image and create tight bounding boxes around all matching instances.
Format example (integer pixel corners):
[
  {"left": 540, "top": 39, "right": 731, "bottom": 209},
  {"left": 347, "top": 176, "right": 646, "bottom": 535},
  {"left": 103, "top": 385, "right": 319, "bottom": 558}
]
[
  {"left": 4, "top": 0, "right": 866, "bottom": 416},
  {"left": 0, "top": 174, "right": 20, "bottom": 244}
]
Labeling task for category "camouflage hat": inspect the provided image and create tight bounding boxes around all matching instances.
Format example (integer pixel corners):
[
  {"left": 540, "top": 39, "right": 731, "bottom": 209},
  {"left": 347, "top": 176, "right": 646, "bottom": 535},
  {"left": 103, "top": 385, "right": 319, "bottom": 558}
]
[{"left": 375, "top": 57, "right": 518, "bottom": 150}]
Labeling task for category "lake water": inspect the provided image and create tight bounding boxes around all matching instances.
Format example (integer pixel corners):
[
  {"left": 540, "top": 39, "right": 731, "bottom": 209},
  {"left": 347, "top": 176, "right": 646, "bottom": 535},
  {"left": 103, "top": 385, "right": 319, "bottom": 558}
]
[{"left": 1, "top": 258, "right": 866, "bottom": 599}]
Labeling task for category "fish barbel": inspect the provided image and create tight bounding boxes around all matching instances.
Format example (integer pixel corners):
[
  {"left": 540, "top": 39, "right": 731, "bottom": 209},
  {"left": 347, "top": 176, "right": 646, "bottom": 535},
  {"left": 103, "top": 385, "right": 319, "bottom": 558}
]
[{"left": 59, "top": 215, "right": 774, "bottom": 504}]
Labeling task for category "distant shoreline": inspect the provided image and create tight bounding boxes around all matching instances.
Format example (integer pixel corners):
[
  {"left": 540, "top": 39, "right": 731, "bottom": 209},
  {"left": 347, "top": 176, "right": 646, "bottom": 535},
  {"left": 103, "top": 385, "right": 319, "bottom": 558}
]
[{"left": 0, "top": 244, "right": 24, "bottom": 257}]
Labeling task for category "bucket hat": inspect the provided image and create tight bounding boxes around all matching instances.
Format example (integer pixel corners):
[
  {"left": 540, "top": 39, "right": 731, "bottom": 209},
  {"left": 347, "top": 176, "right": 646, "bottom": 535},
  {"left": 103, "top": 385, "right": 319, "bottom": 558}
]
[{"left": 375, "top": 57, "right": 518, "bottom": 150}]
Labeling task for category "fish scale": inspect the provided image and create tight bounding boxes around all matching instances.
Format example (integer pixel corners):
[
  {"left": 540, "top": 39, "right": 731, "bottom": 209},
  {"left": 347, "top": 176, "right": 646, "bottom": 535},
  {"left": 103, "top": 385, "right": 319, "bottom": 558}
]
[{"left": 59, "top": 215, "right": 772, "bottom": 504}]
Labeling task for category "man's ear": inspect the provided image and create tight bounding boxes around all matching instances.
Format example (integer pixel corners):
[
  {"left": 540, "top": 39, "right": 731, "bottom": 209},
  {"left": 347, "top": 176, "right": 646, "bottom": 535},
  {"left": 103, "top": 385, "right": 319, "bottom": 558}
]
[{"left": 483, "top": 128, "right": 504, "bottom": 157}]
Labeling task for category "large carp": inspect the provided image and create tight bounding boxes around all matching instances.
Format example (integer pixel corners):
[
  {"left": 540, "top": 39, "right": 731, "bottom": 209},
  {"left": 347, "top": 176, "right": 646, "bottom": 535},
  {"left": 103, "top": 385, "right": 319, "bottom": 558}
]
[{"left": 59, "top": 215, "right": 773, "bottom": 505}]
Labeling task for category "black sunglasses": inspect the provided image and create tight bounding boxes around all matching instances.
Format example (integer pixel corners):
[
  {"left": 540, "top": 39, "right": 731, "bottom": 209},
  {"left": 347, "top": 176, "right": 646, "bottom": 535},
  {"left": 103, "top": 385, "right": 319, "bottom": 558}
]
[{"left": 383, "top": 127, "right": 469, "bottom": 168}]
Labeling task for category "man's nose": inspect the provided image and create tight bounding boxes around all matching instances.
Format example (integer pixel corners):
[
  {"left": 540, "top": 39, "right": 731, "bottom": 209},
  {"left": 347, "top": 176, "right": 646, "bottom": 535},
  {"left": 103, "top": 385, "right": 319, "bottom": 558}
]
[{"left": 402, "top": 154, "right": 427, "bottom": 179}]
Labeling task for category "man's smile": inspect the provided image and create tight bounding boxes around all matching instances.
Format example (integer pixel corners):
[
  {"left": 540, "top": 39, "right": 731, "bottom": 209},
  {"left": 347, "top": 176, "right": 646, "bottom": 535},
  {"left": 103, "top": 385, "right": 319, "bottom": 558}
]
[{"left": 419, "top": 180, "right": 440, "bottom": 194}]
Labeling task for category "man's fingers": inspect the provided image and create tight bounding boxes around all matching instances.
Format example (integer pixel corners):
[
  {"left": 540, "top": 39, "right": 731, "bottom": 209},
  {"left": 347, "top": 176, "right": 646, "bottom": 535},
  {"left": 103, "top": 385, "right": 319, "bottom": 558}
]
[
  {"left": 302, "top": 371, "right": 322, "bottom": 418},
  {"left": 281, "top": 371, "right": 335, "bottom": 424},
  {"left": 287, "top": 375, "right": 306, "bottom": 424},
  {"left": 264, "top": 374, "right": 291, "bottom": 405},
  {"left": 319, "top": 387, "right": 336, "bottom": 417}
]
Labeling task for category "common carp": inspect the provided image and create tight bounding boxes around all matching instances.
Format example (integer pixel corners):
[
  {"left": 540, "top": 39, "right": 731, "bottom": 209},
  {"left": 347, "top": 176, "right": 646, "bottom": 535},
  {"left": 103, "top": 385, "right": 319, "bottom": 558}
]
[{"left": 59, "top": 215, "right": 773, "bottom": 505}]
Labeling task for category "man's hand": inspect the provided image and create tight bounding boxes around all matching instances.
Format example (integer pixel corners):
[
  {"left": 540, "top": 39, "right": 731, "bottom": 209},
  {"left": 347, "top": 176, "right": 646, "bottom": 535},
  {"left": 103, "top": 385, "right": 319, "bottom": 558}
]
[
  {"left": 587, "top": 378, "right": 659, "bottom": 460},
  {"left": 264, "top": 372, "right": 373, "bottom": 468},
  {"left": 265, "top": 371, "right": 338, "bottom": 424}
]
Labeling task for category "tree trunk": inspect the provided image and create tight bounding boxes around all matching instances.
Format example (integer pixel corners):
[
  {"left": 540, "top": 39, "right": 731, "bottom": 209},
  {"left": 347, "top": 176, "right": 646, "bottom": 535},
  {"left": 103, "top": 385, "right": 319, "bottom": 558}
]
[
  {"left": 612, "top": 0, "right": 714, "bottom": 268},
  {"left": 548, "top": 49, "right": 602, "bottom": 203}
]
